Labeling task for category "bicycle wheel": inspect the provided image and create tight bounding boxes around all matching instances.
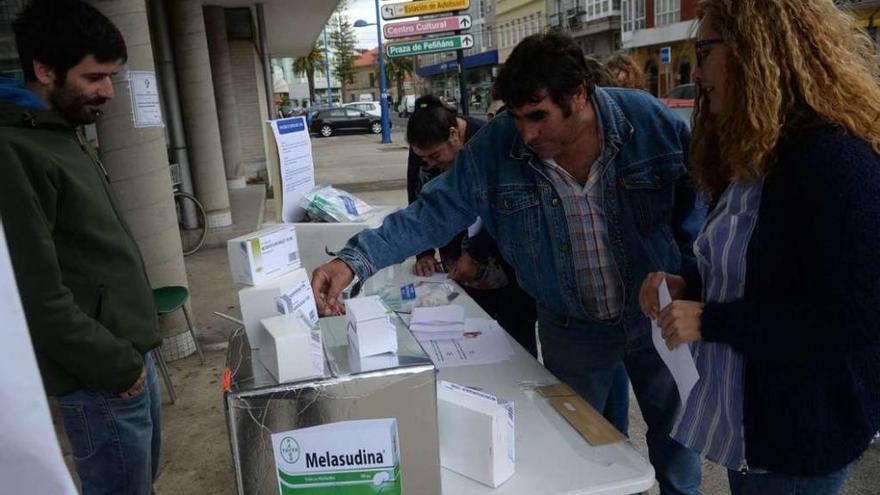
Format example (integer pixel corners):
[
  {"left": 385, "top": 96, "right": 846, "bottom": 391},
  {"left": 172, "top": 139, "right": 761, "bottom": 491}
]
[{"left": 174, "top": 191, "right": 208, "bottom": 256}]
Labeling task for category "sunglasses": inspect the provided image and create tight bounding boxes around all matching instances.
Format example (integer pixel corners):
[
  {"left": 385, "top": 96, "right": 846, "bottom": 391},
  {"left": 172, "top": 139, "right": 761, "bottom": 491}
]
[{"left": 695, "top": 38, "right": 724, "bottom": 67}]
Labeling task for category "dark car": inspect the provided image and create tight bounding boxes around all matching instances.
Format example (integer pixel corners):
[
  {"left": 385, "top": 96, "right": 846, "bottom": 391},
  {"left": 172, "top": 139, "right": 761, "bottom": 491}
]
[
  {"left": 663, "top": 83, "right": 697, "bottom": 100},
  {"left": 309, "top": 108, "right": 386, "bottom": 137}
]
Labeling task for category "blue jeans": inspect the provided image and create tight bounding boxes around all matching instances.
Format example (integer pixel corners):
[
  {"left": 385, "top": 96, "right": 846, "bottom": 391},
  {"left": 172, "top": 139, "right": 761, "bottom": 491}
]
[
  {"left": 57, "top": 353, "right": 161, "bottom": 495},
  {"left": 539, "top": 309, "right": 702, "bottom": 495},
  {"left": 728, "top": 468, "right": 849, "bottom": 495}
]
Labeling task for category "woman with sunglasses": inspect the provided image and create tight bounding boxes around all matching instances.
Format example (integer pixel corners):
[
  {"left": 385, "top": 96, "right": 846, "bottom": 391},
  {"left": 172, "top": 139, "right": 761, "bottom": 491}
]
[{"left": 639, "top": 1, "right": 880, "bottom": 494}]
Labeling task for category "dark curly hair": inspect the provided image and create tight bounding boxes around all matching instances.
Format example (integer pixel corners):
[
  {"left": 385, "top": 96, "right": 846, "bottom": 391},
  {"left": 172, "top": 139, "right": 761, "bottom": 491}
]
[
  {"left": 495, "top": 32, "right": 596, "bottom": 117},
  {"left": 13, "top": 0, "right": 127, "bottom": 84}
]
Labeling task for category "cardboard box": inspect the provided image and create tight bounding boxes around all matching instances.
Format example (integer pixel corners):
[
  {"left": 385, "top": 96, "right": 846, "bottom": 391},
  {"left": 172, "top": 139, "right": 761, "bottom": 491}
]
[
  {"left": 293, "top": 206, "right": 399, "bottom": 273},
  {"left": 537, "top": 383, "right": 626, "bottom": 446},
  {"left": 345, "top": 296, "right": 398, "bottom": 357},
  {"left": 437, "top": 380, "right": 515, "bottom": 488},
  {"left": 228, "top": 225, "right": 300, "bottom": 286},
  {"left": 223, "top": 313, "right": 441, "bottom": 495},
  {"left": 238, "top": 268, "right": 317, "bottom": 349},
  {"left": 258, "top": 315, "right": 324, "bottom": 384},
  {"left": 271, "top": 418, "right": 401, "bottom": 494}
]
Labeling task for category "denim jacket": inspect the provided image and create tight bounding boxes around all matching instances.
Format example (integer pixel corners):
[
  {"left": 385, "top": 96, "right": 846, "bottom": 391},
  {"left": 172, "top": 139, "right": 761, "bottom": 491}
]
[{"left": 340, "top": 87, "right": 705, "bottom": 322}]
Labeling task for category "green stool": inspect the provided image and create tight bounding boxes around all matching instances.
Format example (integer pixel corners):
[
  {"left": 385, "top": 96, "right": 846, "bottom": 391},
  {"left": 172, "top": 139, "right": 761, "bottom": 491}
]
[{"left": 151, "top": 286, "right": 205, "bottom": 404}]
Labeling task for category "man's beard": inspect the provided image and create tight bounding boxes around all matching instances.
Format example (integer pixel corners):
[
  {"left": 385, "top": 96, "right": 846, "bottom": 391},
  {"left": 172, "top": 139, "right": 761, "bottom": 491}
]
[{"left": 50, "top": 84, "right": 108, "bottom": 126}]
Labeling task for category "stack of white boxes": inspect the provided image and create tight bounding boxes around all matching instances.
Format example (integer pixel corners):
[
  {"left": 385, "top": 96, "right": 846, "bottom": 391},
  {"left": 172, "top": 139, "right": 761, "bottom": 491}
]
[
  {"left": 228, "top": 224, "right": 323, "bottom": 383},
  {"left": 259, "top": 314, "right": 324, "bottom": 383},
  {"left": 437, "top": 380, "right": 515, "bottom": 488},
  {"left": 344, "top": 295, "right": 398, "bottom": 357}
]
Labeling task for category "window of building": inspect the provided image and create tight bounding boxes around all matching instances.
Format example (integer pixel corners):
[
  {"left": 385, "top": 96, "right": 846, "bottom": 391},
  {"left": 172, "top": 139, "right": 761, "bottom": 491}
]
[
  {"left": 621, "top": 0, "right": 646, "bottom": 32},
  {"left": 654, "top": 0, "right": 680, "bottom": 27}
]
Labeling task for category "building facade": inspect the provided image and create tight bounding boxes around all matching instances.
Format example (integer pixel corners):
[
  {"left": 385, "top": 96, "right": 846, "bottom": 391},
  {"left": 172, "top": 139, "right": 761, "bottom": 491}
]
[
  {"left": 836, "top": 0, "right": 880, "bottom": 53},
  {"left": 416, "top": 0, "right": 498, "bottom": 110},
  {"left": 495, "top": 0, "right": 547, "bottom": 63},
  {"left": 546, "top": 0, "right": 622, "bottom": 57},
  {"left": 621, "top": 0, "right": 697, "bottom": 96}
]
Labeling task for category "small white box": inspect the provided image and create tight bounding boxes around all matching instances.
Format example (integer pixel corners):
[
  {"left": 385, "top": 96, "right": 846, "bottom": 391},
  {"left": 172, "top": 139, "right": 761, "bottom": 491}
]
[
  {"left": 258, "top": 314, "right": 324, "bottom": 384},
  {"left": 238, "top": 268, "right": 317, "bottom": 349},
  {"left": 345, "top": 296, "right": 398, "bottom": 357},
  {"left": 227, "top": 225, "right": 300, "bottom": 286},
  {"left": 437, "top": 380, "right": 515, "bottom": 488}
]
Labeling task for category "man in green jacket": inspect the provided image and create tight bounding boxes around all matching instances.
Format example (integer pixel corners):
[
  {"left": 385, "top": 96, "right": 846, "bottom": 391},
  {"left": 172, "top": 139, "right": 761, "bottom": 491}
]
[{"left": 0, "top": 1, "right": 162, "bottom": 493}]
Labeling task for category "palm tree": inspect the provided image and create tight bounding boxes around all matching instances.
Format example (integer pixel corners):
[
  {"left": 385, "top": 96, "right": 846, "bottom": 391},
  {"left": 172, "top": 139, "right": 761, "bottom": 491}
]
[
  {"left": 385, "top": 56, "right": 414, "bottom": 107},
  {"left": 293, "top": 42, "right": 324, "bottom": 106}
]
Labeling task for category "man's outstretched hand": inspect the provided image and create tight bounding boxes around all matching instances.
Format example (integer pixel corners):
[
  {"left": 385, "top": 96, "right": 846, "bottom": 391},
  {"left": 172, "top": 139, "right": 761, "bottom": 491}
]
[{"left": 311, "top": 258, "right": 355, "bottom": 316}]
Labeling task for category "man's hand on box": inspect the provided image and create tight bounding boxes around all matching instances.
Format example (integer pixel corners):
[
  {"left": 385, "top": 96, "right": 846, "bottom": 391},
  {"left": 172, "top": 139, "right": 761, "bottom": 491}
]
[{"left": 311, "top": 259, "right": 354, "bottom": 316}]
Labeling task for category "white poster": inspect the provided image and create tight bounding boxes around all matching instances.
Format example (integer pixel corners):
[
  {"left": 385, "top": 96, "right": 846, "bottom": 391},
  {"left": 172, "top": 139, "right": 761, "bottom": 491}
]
[
  {"left": 128, "top": 70, "right": 164, "bottom": 128},
  {"left": 270, "top": 117, "right": 316, "bottom": 222},
  {"left": 0, "top": 221, "right": 77, "bottom": 494}
]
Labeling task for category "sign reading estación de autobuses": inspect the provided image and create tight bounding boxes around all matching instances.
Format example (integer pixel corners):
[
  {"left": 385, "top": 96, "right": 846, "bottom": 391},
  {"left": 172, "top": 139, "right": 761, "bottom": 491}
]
[
  {"left": 381, "top": 0, "right": 470, "bottom": 21},
  {"left": 383, "top": 15, "right": 471, "bottom": 39},
  {"left": 386, "top": 34, "right": 474, "bottom": 58}
]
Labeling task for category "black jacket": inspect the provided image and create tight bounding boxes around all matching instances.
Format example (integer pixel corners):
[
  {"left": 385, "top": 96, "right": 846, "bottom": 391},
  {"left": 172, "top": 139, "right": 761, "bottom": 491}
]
[{"left": 684, "top": 126, "right": 880, "bottom": 475}]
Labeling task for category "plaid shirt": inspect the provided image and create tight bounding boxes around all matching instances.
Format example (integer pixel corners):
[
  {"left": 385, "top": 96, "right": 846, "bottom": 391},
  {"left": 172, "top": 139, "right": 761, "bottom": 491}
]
[{"left": 542, "top": 155, "right": 623, "bottom": 320}]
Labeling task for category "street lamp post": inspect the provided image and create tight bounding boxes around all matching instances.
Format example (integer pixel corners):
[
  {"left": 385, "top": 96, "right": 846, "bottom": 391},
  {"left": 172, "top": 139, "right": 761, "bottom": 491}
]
[{"left": 354, "top": 1, "right": 391, "bottom": 144}]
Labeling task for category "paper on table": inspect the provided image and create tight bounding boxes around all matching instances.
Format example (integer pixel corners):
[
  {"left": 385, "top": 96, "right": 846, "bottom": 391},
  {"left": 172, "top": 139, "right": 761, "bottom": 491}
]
[
  {"left": 652, "top": 279, "right": 700, "bottom": 407},
  {"left": 421, "top": 319, "right": 515, "bottom": 368},
  {"left": 410, "top": 305, "right": 465, "bottom": 326},
  {"left": 414, "top": 272, "right": 451, "bottom": 284}
]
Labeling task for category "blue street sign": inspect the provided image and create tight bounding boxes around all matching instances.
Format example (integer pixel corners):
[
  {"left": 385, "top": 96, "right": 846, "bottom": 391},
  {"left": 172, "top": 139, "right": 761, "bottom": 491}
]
[{"left": 660, "top": 46, "right": 671, "bottom": 65}]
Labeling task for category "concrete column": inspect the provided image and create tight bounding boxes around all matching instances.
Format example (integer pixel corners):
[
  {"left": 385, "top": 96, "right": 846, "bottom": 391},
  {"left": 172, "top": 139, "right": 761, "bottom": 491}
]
[
  {"left": 203, "top": 5, "right": 246, "bottom": 190},
  {"left": 84, "top": 0, "right": 189, "bottom": 335},
  {"left": 169, "top": 0, "right": 232, "bottom": 227},
  {"left": 229, "top": 39, "right": 269, "bottom": 178}
]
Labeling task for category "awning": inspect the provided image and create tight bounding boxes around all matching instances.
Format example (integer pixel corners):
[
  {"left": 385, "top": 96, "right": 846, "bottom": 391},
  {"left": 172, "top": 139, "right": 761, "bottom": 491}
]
[{"left": 416, "top": 50, "right": 498, "bottom": 77}]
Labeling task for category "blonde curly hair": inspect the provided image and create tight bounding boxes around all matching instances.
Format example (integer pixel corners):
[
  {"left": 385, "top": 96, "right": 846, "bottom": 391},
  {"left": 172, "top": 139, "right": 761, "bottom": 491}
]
[{"left": 691, "top": 0, "right": 880, "bottom": 199}]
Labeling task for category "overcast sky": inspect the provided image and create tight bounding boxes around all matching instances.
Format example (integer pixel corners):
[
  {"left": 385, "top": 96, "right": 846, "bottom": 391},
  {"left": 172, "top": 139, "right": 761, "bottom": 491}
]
[{"left": 341, "top": 0, "right": 384, "bottom": 50}]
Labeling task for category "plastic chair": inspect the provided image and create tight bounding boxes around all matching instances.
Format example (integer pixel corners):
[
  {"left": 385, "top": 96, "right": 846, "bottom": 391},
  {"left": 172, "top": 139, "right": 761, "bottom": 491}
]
[{"left": 151, "top": 286, "right": 205, "bottom": 403}]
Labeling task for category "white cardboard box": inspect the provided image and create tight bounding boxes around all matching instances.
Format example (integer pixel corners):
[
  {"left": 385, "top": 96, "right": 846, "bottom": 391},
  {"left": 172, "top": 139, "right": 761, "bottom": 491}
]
[
  {"left": 345, "top": 296, "right": 398, "bottom": 357},
  {"left": 293, "top": 205, "right": 398, "bottom": 273},
  {"left": 258, "top": 314, "right": 324, "bottom": 384},
  {"left": 227, "top": 225, "right": 300, "bottom": 286},
  {"left": 437, "top": 380, "right": 515, "bottom": 488},
  {"left": 238, "top": 268, "right": 317, "bottom": 349}
]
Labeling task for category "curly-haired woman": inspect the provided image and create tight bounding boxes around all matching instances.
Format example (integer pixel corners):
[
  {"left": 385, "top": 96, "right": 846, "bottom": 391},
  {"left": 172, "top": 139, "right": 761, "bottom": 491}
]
[{"left": 639, "top": 1, "right": 880, "bottom": 494}]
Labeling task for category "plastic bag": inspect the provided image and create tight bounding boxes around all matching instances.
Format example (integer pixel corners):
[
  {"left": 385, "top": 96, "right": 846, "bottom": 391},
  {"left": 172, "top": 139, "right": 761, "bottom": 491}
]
[{"left": 300, "top": 185, "right": 374, "bottom": 223}]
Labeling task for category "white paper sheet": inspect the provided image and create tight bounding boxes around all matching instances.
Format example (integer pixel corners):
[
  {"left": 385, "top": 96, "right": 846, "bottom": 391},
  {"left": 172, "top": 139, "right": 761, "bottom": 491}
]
[
  {"left": 413, "top": 272, "right": 450, "bottom": 284},
  {"left": 421, "top": 319, "right": 515, "bottom": 368},
  {"left": 651, "top": 279, "right": 700, "bottom": 407},
  {"left": 410, "top": 305, "right": 465, "bottom": 326},
  {"left": 270, "top": 117, "right": 315, "bottom": 222},
  {"left": 0, "top": 222, "right": 77, "bottom": 494}
]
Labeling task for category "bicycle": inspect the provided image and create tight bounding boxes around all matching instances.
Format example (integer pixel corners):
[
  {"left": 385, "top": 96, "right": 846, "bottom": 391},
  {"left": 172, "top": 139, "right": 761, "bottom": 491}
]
[{"left": 170, "top": 163, "right": 208, "bottom": 256}]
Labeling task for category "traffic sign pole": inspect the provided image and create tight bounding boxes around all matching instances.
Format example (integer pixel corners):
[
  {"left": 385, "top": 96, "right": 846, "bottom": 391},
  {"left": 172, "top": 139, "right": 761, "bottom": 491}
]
[{"left": 375, "top": 0, "right": 391, "bottom": 143}]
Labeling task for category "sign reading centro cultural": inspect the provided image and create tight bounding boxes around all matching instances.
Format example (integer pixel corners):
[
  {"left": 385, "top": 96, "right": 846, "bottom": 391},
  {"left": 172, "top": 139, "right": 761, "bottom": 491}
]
[
  {"left": 386, "top": 34, "right": 474, "bottom": 58},
  {"left": 384, "top": 15, "right": 471, "bottom": 39},
  {"left": 381, "top": 0, "right": 469, "bottom": 21}
]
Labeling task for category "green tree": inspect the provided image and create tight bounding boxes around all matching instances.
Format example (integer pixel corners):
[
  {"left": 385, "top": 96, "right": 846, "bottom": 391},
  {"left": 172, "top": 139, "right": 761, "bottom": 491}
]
[
  {"left": 385, "top": 55, "right": 413, "bottom": 106},
  {"left": 328, "top": 5, "right": 358, "bottom": 101},
  {"left": 293, "top": 41, "right": 324, "bottom": 106}
]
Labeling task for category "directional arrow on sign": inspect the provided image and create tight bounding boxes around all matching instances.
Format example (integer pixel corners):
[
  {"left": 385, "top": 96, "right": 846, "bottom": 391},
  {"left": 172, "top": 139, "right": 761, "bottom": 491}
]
[
  {"left": 381, "top": 5, "right": 394, "bottom": 18},
  {"left": 460, "top": 16, "right": 471, "bottom": 29},
  {"left": 460, "top": 34, "right": 474, "bottom": 49}
]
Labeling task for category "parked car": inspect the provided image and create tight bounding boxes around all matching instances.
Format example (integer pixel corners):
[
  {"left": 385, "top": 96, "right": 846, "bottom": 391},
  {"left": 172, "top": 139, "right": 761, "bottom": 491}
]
[
  {"left": 659, "top": 97, "right": 695, "bottom": 129},
  {"left": 309, "top": 107, "right": 389, "bottom": 137},
  {"left": 343, "top": 101, "right": 382, "bottom": 117},
  {"left": 663, "top": 83, "right": 697, "bottom": 100}
]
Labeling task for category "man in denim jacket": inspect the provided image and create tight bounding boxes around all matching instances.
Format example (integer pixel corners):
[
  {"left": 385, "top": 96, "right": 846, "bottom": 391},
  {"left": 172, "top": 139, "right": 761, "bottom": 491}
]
[{"left": 312, "top": 33, "right": 705, "bottom": 494}]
